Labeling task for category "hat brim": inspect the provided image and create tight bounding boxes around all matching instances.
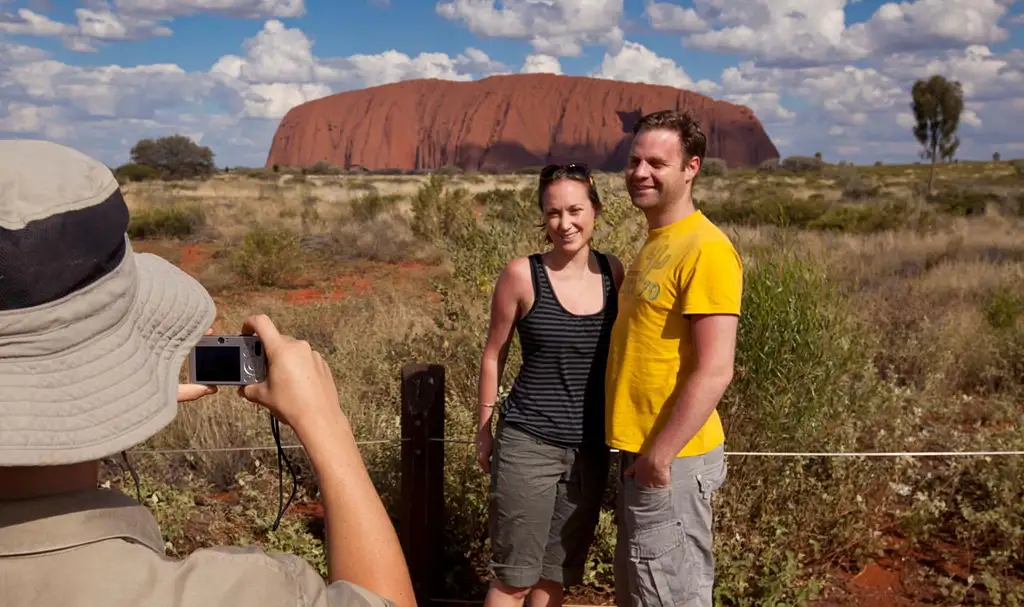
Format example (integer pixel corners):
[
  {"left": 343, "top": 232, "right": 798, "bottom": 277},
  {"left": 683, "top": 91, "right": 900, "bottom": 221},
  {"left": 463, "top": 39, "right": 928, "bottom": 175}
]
[{"left": 0, "top": 252, "right": 216, "bottom": 466}]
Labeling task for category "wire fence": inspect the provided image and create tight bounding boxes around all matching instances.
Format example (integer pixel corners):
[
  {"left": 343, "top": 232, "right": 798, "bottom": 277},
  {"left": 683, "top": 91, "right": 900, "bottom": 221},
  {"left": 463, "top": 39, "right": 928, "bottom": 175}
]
[{"left": 130, "top": 438, "right": 1024, "bottom": 457}]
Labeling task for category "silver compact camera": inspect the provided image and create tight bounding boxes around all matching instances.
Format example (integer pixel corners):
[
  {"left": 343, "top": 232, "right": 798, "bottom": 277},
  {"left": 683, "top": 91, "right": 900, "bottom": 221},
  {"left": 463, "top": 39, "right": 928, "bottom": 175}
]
[{"left": 188, "top": 335, "right": 267, "bottom": 386}]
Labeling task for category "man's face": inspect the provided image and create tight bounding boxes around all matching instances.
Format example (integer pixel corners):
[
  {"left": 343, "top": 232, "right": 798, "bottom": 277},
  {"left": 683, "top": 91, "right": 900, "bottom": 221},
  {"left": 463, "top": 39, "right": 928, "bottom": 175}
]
[{"left": 624, "top": 128, "right": 699, "bottom": 211}]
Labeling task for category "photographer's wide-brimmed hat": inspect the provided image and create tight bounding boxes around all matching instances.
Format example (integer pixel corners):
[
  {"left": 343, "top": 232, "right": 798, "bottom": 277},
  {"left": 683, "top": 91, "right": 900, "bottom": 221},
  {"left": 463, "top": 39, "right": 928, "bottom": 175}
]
[{"left": 0, "top": 139, "right": 216, "bottom": 466}]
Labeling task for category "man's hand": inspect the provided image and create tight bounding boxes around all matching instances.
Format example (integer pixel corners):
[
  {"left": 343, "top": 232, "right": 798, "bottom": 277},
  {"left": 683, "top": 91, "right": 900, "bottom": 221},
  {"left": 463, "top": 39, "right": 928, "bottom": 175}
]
[{"left": 624, "top": 452, "right": 672, "bottom": 488}]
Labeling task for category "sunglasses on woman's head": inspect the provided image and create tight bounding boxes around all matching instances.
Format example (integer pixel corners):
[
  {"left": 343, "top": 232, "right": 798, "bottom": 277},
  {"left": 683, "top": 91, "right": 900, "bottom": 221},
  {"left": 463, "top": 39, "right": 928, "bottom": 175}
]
[{"left": 539, "top": 163, "right": 591, "bottom": 181}]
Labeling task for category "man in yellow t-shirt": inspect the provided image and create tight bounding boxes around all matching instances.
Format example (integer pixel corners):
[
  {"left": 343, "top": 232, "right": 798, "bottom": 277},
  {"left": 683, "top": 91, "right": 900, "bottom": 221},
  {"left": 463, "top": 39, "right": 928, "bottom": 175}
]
[{"left": 606, "top": 110, "right": 743, "bottom": 607}]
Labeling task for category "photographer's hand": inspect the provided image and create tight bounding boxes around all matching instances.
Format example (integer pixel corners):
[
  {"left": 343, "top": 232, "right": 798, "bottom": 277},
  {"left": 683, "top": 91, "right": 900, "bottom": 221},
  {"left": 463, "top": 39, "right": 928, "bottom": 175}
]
[
  {"left": 237, "top": 314, "right": 415, "bottom": 607},
  {"left": 178, "top": 328, "right": 219, "bottom": 402}
]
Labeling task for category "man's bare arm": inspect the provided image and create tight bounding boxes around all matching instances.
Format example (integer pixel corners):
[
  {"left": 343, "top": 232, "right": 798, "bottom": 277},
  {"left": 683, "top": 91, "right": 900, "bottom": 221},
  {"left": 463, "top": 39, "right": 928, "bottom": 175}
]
[{"left": 646, "top": 313, "right": 738, "bottom": 467}]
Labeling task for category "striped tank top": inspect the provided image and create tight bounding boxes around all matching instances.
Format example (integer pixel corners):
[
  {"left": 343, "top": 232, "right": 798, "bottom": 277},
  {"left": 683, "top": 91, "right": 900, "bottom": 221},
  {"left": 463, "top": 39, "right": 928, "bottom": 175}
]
[{"left": 500, "top": 250, "right": 618, "bottom": 448}]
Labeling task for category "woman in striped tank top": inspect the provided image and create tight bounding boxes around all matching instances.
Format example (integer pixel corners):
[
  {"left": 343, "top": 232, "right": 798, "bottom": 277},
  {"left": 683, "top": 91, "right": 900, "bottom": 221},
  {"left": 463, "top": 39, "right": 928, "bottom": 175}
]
[{"left": 475, "top": 163, "right": 624, "bottom": 607}]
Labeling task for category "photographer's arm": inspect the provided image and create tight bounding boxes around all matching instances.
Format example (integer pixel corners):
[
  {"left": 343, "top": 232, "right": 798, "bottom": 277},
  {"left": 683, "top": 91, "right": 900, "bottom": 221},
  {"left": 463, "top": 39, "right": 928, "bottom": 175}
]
[
  {"left": 295, "top": 409, "right": 415, "bottom": 607},
  {"left": 238, "top": 315, "right": 415, "bottom": 607}
]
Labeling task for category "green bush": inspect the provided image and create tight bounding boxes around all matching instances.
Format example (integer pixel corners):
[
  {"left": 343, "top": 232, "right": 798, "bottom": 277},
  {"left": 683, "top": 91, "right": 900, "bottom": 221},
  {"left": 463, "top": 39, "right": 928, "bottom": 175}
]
[
  {"left": 701, "top": 157, "right": 729, "bottom": 177},
  {"left": 115, "top": 163, "right": 160, "bottom": 183},
  {"left": 350, "top": 192, "right": 402, "bottom": 222},
  {"left": 128, "top": 201, "right": 206, "bottom": 239},
  {"left": 781, "top": 155, "right": 826, "bottom": 173},
  {"left": 703, "top": 197, "right": 831, "bottom": 228},
  {"left": 303, "top": 161, "right": 344, "bottom": 175},
  {"left": 723, "top": 245, "right": 878, "bottom": 451},
  {"left": 928, "top": 189, "right": 997, "bottom": 217},
  {"left": 831, "top": 166, "right": 880, "bottom": 200},
  {"left": 231, "top": 224, "right": 301, "bottom": 287},
  {"left": 808, "top": 201, "right": 930, "bottom": 233}
]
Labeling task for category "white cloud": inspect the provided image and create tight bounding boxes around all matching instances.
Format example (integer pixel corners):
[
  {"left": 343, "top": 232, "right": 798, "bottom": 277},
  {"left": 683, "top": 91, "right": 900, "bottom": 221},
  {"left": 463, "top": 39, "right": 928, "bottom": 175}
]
[
  {"left": 591, "top": 40, "right": 696, "bottom": 89},
  {"left": 846, "top": 0, "right": 1011, "bottom": 55},
  {"left": 520, "top": 53, "right": 562, "bottom": 74},
  {"left": 0, "top": 6, "right": 172, "bottom": 52},
  {"left": 113, "top": 0, "right": 304, "bottom": 19},
  {"left": 644, "top": 1, "right": 708, "bottom": 33},
  {"left": 724, "top": 92, "right": 795, "bottom": 121},
  {"left": 881, "top": 44, "right": 1024, "bottom": 101},
  {"left": 673, "top": 0, "right": 1012, "bottom": 67},
  {"left": 682, "top": 0, "right": 864, "bottom": 66},
  {"left": 434, "top": 0, "right": 624, "bottom": 57}
]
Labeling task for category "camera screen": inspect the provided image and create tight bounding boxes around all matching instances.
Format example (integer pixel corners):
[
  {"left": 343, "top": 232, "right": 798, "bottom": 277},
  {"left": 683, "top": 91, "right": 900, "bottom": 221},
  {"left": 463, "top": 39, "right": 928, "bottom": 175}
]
[{"left": 193, "top": 346, "right": 241, "bottom": 382}]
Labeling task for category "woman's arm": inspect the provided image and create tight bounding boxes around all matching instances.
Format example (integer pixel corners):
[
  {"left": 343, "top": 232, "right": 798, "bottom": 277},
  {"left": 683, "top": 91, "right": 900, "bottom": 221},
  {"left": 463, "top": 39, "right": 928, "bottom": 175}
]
[{"left": 477, "top": 257, "right": 528, "bottom": 431}]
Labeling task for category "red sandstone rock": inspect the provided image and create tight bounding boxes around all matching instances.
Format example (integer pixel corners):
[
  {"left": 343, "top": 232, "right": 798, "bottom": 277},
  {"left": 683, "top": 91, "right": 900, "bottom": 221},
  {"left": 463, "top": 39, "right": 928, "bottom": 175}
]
[{"left": 265, "top": 74, "right": 780, "bottom": 171}]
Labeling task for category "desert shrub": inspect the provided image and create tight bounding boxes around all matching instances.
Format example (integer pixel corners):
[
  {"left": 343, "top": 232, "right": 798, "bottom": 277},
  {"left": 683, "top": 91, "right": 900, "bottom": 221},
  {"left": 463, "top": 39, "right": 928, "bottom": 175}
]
[
  {"left": 475, "top": 187, "right": 535, "bottom": 226},
  {"left": 708, "top": 244, "right": 911, "bottom": 603},
  {"left": 781, "top": 155, "right": 825, "bottom": 173},
  {"left": 231, "top": 224, "right": 301, "bottom": 287},
  {"left": 723, "top": 245, "right": 879, "bottom": 451},
  {"left": 304, "top": 161, "right": 344, "bottom": 175},
  {"left": 128, "top": 201, "right": 206, "bottom": 239},
  {"left": 437, "top": 165, "right": 463, "bottom": 175},
  {"left": 928, "top": 189, "right": 997, "bottom": 216},
  {"left": 703, "top": 196, "right": 831, "bottom": 228},
  {"left": 832, "top": 166, "right": 880, "bottom": 200},
  {"left": 757, "top": 158, "right": 781, "bottom": 173},
  {"left": 701, "top": 157, "right": 729, "bottom": 177},
  {"left": 808, "top": 201, "right": 933, "bottom": 233},
  {"left": 1012, "top": 159, "right": 1024, "bottom": 177},
  {"left": 410, "top": 174, "right": 477, "bottom": 245},
  {"left": 350, "top": 192, "right": 402, "bottom": 222},
  {"left": 115, "top": 163, "right": 160, "bottom": 183},
  {"left": 980, "top": 287, "right": 1024, "bottom": 385}
]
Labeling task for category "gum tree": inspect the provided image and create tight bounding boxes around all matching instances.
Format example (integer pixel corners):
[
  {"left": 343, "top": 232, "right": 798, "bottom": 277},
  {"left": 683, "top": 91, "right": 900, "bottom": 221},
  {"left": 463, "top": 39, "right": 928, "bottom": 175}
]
[{"left": 910, "top": 74, "right": 964, "bottom": 195}]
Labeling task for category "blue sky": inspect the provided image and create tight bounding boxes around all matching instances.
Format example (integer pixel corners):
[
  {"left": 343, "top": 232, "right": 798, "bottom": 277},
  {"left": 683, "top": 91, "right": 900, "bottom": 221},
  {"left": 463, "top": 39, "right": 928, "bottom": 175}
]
[{"left": 1, "top": 0, "right": 1022, "bottom": 168}]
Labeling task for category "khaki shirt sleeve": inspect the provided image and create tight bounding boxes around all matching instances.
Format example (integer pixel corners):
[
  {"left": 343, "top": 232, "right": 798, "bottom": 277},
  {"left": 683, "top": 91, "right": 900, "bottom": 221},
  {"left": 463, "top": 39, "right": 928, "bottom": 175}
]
[{"left": 284, "top": 553, "right": 397, "bottom": 607}]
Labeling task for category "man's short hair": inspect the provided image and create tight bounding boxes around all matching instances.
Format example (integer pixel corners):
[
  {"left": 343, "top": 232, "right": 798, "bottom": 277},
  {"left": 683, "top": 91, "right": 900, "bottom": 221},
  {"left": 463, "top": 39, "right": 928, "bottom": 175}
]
[{"left": 633, "top": 110, "right": 708, "bottom": 166}]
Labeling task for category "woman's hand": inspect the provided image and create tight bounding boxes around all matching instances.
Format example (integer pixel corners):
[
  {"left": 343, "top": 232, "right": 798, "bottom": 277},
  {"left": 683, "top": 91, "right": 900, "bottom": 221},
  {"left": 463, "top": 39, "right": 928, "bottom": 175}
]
[{"left": 475, "top": 424, "right": 494, "bottom": 474}]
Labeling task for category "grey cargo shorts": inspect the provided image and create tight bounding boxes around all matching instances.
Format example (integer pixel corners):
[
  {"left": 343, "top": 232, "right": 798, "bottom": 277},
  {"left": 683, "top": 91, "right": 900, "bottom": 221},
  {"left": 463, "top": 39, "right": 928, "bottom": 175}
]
[
  {"left": 488, "top": 419, "right": 610, "bottom": 589},
  {"left": 614, "top": 446, "right": 727, "bottom": 607}
]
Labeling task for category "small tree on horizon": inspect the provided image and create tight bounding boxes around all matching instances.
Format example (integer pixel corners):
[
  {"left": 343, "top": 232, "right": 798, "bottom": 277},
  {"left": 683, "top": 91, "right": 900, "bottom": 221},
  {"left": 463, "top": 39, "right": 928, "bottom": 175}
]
[
  {"left": 130, "top": 134, "right": 216, "bottom": 180},
  {"left": 911, "top": 74, "right": 964, "bottom": 195}
]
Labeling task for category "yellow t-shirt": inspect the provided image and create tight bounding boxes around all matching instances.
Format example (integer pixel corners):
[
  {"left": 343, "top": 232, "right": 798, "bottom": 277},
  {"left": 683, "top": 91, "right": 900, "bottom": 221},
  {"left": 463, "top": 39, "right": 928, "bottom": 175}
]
[{"left": 605, "top": 210, "right": 743, "bottom": 457}]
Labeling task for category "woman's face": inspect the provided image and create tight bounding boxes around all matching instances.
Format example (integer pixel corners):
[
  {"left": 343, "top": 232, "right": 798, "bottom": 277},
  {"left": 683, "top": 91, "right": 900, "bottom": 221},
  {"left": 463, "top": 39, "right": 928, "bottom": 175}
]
[{"left": 541, "top": 178, "right": 596, "bottom": 255}]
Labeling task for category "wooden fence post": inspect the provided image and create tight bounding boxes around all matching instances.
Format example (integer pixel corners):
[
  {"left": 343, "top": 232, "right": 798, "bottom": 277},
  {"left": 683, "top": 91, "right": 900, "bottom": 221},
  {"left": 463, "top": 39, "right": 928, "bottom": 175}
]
[{"left": 400, "top": 363, "right": 446, "bottom": 606}]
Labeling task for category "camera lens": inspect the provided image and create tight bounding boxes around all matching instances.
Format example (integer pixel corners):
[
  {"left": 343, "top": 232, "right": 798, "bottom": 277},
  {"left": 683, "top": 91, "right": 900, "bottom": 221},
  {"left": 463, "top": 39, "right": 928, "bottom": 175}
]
[{"left": 217, "top": 337, "right": 225, "bottom": 344}]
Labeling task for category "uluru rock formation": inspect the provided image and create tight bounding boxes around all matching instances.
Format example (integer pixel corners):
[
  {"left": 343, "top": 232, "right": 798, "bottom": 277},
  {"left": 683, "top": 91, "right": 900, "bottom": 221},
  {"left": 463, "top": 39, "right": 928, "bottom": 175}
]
[{"left": 265, "top": 74, "right": 780, "bottom": 172}]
